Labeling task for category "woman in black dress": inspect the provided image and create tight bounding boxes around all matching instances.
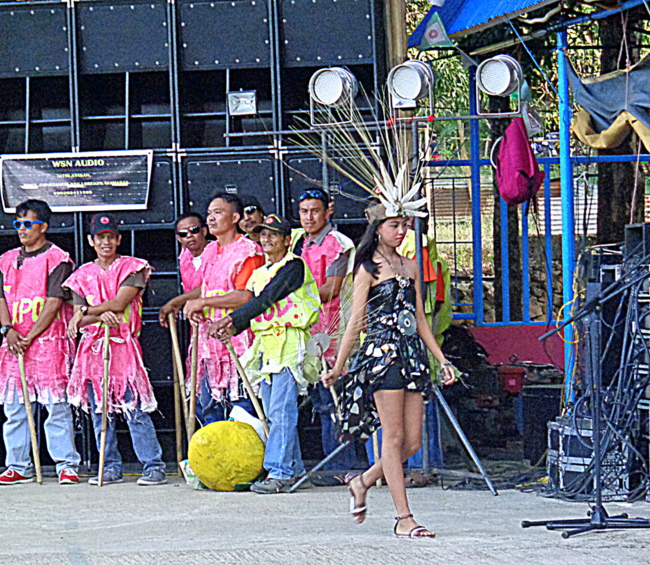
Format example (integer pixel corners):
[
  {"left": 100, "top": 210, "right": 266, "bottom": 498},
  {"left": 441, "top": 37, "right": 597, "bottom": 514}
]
[{"left": 322, "top": 204, "right": 456, "bottom": 539}]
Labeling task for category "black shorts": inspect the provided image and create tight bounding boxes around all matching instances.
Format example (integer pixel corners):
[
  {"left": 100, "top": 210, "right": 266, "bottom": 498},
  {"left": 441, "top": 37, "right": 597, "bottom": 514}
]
[{"left": 375, "top": 362, "right": 405, "bottom": 391}]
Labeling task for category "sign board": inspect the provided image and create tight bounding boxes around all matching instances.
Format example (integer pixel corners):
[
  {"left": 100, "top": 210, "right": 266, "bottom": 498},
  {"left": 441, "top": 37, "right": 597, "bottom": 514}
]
[{"left": 0, "top": 151, "right": 153, "bottom": 213}]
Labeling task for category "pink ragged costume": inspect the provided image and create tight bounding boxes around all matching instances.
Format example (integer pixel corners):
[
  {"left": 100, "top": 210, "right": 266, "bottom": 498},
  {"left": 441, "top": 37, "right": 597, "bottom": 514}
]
[
  {"left": 300, "top": 229, "right": 354, "bottom": 366},
  {"left": 178, "top": 245, "right": 206, "bottom": 375},
  {"left": 178, "top": 246, "right": 205, "bottom": 293},
  {"left": 0, "top": 245, "right": 74, "bottom": 405},
  {"left": 199, "top": 236, "right": 262, "bottom": 400},
  {"left": 63, "top": 256, "right": 156, "bottom": 414}
]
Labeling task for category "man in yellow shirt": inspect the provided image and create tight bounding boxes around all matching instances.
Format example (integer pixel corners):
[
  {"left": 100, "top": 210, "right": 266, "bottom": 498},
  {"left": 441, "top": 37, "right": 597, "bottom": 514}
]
[{"left": 210, "top": 215, "right": 321, "bottom": 493}]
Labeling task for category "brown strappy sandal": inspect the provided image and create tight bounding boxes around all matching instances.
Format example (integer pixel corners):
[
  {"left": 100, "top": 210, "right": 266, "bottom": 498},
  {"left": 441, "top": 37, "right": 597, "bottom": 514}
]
[
  {"left": 394, "top": 514, "right": 437, "bottom": 539},
  {"left": 344, "top": 472, "right": 370, "bottom": 524}
]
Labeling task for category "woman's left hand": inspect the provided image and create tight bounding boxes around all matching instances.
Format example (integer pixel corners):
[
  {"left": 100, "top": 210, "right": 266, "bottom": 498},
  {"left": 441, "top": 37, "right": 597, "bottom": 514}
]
[{"left": 440, "top": 362, "right": 456, "bottom": 386}]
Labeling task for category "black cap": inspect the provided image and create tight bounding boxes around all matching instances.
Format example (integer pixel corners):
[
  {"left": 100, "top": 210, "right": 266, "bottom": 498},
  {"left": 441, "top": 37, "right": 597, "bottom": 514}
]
[
  {"left": 253, "top": 214, "right": 291, "bottom": 237},
  {"left": 240, "top": 194, "right": 265, "bottom": 215},
  {"left": 90, "top": 213, "right": 120, "bottom": 236}
]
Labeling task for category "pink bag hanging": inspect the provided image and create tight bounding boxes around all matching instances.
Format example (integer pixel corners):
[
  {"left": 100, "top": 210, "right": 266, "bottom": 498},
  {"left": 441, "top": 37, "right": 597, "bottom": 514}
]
[{"left": 494, "top": 117, "right": 545, "bottom": 206}]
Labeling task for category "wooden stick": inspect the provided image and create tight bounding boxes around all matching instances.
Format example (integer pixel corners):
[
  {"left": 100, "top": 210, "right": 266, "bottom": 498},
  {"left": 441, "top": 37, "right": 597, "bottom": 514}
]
[
  {"left": 169, "top": 317, "right": 190, "bottom": 435},
  {"left": 320, "top": 356, "right": 341, "bottom": 419},
  {"left": 168, "top": 315, "right": 188, "bottom": 467},
  {"left": 98, "top": 325, "right": 110, "bottom": 487},
  {"left": 372, "top": 431, "right": 382, "bottom": 488},
  {"left": 171, "top": 359, "right": 183, "bottom": 475},
  {"left": 226, "top": 341, "right": 270, "bottom": 437},
  {"left": 188, "top": 329, "right": 198, "bottom": 439},
  {"left": 17, "top": 353, "right": 42, "bottom": 485}
]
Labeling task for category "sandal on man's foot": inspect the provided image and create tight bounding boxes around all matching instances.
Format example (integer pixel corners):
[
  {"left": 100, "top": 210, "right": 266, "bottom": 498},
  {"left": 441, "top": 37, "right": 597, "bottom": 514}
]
[
  {"left": 344, "top": 472, "right": 369, "bottom": 524},
  {"left": 394, "top": 514, "right": 436, "bottom": 539}
]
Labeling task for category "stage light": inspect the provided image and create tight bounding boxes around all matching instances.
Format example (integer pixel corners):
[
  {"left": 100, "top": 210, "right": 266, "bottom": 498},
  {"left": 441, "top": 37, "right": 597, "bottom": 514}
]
[
  {"left": 476, "top": 55, "right": 522, "bottom": 97},
  {"left": 387, "top": 60, "right": 435, "bottom": 110},
  {"left": 308, "top": 67, "right": 358, "bottom": 108},
  {"left": 227, "top": 90, "right": 257, "bottom": 116}
]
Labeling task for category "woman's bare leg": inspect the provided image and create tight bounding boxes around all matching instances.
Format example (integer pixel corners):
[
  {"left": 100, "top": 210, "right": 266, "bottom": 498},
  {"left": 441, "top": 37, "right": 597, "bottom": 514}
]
[{"left": 348, "top": 391, "right": 425, "bottom": 534}]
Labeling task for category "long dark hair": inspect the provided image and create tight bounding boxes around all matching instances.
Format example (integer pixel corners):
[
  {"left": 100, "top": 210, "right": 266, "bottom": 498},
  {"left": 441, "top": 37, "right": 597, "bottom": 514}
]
[{"left": 353, "top": 219, "right": 384, "bottom": 278}]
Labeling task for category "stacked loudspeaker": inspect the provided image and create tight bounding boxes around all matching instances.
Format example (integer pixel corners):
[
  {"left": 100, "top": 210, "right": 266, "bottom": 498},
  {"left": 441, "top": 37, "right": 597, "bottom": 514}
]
[{"left": 0, "top": 0, "right": 387, "bottom": 466}]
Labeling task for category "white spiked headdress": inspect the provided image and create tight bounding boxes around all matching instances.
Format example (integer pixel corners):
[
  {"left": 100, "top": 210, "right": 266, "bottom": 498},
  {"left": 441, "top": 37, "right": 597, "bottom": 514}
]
[{"left": 294, "top": 88, "right": 429, "bottom": 220}]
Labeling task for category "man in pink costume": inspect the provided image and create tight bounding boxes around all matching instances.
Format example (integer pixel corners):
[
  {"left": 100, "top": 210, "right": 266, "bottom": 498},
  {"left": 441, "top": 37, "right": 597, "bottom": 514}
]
[
  {"left": 293, "top": 188, "right": 356, "bottom": 472},
  {"left": 238, "top": 194, "right": 265, "bottom": 243},
  {"left": 0, "top": 199, "right": 80, "bottom": 485},
  {"left": 159, "top": 212, "right": 210, "bottom": 317},
  {"left": 65, "top": 213, "right": 166, "bottom": 486},
  {"left": 183, "top": 193, "right": 264, "bottom": 424},
  {"left": 158, "top": 212, "right": 210, "bottom": 401}
]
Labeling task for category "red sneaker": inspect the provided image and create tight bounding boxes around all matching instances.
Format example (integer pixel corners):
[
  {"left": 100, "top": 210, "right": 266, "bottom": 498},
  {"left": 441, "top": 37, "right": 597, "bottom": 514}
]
[
  {"left": 0, "top": 469, "right": 35, "bottom": 485},
  {"left": 58, "top": 469, "right": 80, "bottom": 485}
]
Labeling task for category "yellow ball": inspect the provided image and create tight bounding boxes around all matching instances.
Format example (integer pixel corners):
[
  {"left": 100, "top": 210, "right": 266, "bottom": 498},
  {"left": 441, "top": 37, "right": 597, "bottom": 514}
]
[{"left": 188, "top": 421, "right": 265, "bottom": 491}]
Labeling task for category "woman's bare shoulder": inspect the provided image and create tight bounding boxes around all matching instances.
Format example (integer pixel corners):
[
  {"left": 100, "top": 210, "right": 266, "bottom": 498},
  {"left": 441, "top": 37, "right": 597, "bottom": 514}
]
[{"left": 402, "top": 255, "right": 419, "bottom": 277}]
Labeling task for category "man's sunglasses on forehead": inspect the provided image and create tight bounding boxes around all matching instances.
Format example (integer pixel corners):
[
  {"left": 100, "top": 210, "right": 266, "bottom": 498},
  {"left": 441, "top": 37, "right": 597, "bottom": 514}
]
[
  {"left": 299, "top": 189, "right": 329, "bottom": 202},
  {"left": 176, "top": 225, "right": 202, "bottom": 238}
]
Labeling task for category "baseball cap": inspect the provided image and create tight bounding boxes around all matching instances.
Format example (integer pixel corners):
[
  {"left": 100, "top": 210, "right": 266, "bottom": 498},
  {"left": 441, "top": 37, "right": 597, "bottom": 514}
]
[
  {"left": 253, "top": 214, "right": 291, "bottom": 237},
  {"left": 90, "top": 213, "right": 120, "bottom": 236},
  {"left": 240, "top": 194, "right": 265, "bottom": 215}
]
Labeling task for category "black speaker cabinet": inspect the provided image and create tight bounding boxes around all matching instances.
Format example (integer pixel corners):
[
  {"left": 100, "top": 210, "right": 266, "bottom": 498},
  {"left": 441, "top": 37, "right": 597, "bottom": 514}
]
[
  {"left": 0, "top": 5, "right": 69, "bottom": 78},
  {"left": 117, "top": 157, "right": 176, "bottom": 226},
  {"left": 522, "top": 384, "right": 563, "bottom": 464},
  {"left": 624, "top": 223, "right": 650, "bottom": 260},
  {"left": 77, "top": 1, "right": 170, "bottom": 74},
  {"left": 286, "top": 155, "right": 370, "bottom": 221},
  {"left": 179, "top": 0, "right": 272, "bottom": 70},
  {"left": 184, "top": 154, "right": 277, "bottom": 217},
  {"left": 140, "top": 318, "right": 174, "bottom": 382},
  {"left": 280, "top": 0, "right": 375, "bottom": 67}
]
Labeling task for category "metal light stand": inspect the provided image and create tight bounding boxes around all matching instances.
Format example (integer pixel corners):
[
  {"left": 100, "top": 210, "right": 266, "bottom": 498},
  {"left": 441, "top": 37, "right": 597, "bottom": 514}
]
[
  {"left": 411, "top": 119, "right": 496, "bottom": 495},
  {"left": 522, "top": 279, "right": 650, "bottom": 537}
]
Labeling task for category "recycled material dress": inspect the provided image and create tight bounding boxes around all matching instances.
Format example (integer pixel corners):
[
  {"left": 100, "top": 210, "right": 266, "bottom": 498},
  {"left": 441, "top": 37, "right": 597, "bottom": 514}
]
[{"left": 340, "top": 275, "right": 432, "bottom": 441}]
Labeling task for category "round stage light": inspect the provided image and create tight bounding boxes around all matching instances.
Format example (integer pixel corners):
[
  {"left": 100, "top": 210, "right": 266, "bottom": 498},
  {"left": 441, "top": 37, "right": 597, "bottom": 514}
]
[
  {"left": 387, "top": 60, "right": 435, "bottom": 102},
  {"left": 308, "top": 67, "right": 358, "bottom": 107},
  {"left": 477, "top": 55, "right": 523, "bottom": 97}
]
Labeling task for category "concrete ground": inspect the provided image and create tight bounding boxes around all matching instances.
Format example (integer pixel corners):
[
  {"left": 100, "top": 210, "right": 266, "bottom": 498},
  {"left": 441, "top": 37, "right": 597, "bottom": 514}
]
[{"left": 1, "top": 474, "right": 649, "bottom": 565}]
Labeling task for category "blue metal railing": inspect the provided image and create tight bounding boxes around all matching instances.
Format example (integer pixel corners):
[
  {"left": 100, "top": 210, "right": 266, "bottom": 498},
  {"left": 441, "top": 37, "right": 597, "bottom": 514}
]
[{"left": 427, "top": 153, "right": 650, "bottom": 329}]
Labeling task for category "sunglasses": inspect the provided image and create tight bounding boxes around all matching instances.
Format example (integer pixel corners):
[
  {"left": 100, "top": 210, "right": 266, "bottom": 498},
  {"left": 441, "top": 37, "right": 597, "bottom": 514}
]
[
  {"left": 299, "top": 189, "right": 328, "bottom": 202},
  {"left": 244, "top": 205, "right": 260, "bottom": 215},
  {"left": 13, "top": 219, "right": 44, "bottom": 230},
  {"left": 176, "top": 225, "right": 202, "bottom": 238}
]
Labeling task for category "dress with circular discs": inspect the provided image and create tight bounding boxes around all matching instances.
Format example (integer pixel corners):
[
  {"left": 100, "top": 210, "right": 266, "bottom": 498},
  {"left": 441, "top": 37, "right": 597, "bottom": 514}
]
[{"left": 340, "top": 275, "right": 432, "bottom": 441}]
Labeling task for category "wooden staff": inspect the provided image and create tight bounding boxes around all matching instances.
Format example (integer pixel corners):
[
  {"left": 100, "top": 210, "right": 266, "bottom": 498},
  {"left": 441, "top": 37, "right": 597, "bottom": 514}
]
[
  {"left": 225, "top": 342, "right": 269, "bottom": 437},
  {"left": 168, "top": 314, "right": 188, "bottom": 466},
  {"left": 372, "top": 431, "right": 382, "bottom": 488},
  {"left": 17, "top": 353, "right": 42, "bottom": 485},
  {"left": 188, "top": 329, "right": 198, "bottom": 439},
  {"left": 98, "top": 325, "right": 110, "bottom": 487}
]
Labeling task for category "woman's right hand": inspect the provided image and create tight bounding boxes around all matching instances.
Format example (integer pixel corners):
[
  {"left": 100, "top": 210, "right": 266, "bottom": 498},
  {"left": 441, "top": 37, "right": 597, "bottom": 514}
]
[{"left": 321, "top": 368, "right": 341, "bottom": 388}]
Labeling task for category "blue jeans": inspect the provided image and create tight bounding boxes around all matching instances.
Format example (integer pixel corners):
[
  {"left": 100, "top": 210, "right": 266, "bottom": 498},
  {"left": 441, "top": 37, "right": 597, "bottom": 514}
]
[
  {"left": 196, "top": 375, "right": 256, "bottom": 425},
  {"left": 88, "top": 384, "right": 164, "bottom": 476},
  {"left": 309, "top": 382, "right": 356, "bottom": 470},
  {"left": 365, "top": 401, "right": 443, "bottom": 468},
  {"left": 260, "top": 368, "right": 305, "bottom": 480},
  {"left": 2, "top": 387, "right": 80, "bottom": 476}
]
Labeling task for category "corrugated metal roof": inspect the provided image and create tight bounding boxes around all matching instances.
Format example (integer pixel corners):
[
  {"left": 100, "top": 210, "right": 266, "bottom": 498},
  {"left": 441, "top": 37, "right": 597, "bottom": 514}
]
[{"left": 409, "top": 0, "right": 559, "bottom": 46}]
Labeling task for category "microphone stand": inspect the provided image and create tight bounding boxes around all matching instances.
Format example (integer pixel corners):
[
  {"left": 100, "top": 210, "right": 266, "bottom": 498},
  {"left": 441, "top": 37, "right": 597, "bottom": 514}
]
[{"left": 522, "top": 267, "right": 650, "bottom": 537}]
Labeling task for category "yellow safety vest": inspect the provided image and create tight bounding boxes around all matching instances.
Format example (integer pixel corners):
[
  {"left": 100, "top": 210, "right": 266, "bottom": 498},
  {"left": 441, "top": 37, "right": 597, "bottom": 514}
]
[{"left": 242, "top": 252, "right": 321, "bottom": 387}]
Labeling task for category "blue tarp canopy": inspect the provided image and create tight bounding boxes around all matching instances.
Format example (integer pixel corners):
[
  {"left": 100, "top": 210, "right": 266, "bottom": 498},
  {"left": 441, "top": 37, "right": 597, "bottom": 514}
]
[{"left": 409, "top": 0, "right": 559, "bottom": 47}]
